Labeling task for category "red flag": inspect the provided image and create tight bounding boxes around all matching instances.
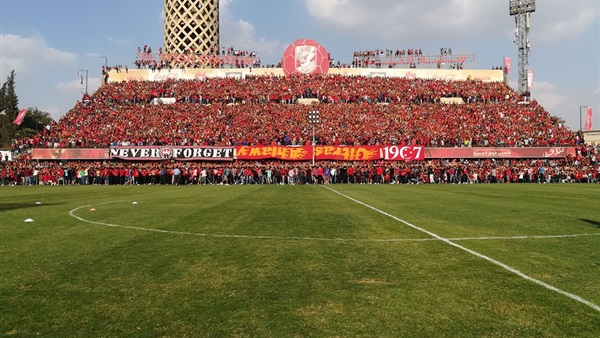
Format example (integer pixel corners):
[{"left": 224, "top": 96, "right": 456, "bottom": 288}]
[
  {"left": 503, "top": 57, "right": 511, "bottom": 74},
  {"left": 585, "top": 107, "right": 592, "bottom": 131},
  {"left": 13, "top": 108, "right": 28, "bottom": 126}
]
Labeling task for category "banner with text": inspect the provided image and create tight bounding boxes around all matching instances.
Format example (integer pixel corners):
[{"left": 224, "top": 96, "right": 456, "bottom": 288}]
[
  {"left": 109, "top": 146, "right": 235, "bottom": 161},
  {"left": 424, "top": 147, "right": 575, "bottom": 159},
  {"left": 31, "top": 146, "right": 576, "bottom": 161},
  {"left": 236, "top": 145, "right": 381, "bottom": 161},
  {"left": 314, "top": 146, "right": 381, "bottom": 161},
  {"left": 381, "top": 146, "right": 426, "bottom": 161}
]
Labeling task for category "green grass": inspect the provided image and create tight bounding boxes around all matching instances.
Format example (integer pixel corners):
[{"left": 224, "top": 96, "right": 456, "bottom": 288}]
[{"left": 1, "top": 184, "right": 599, "bottom": 337}]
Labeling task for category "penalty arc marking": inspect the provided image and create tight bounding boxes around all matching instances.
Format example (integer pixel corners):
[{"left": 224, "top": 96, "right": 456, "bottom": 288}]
[{"left": 68, "top": 203, "right": 599, "bottom": 243}]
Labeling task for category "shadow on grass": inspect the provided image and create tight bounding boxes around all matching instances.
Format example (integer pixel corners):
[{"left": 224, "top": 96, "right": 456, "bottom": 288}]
[
  {"left": 579, "top": 219, "right": 600, "bottom": 229},
  {"left": 0, "top": 203, "right": 64, "bottom": 212}
]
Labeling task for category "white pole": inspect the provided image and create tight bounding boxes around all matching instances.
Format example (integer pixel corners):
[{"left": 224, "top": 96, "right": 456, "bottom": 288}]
[{"left": 312, "top": 125, "right": 315, "bottom": 166}]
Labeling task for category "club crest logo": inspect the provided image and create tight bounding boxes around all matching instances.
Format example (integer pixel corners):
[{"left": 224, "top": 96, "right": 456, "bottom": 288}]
[
  {"left": 295, "top": 45, "right": 317, "bottom": 74},
  {"left": 159, "top": 146, "right": 174, "bottom": 159},
  {"left": 282, "top": 39, "right": 329, "bottom": 77}
]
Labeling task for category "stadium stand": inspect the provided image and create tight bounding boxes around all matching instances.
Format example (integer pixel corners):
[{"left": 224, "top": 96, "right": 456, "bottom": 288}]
[
  {"left": 14, "top": 75, "right": 576, "bottom": 149},
  {"left": 4, "top": 68, "right": 599, "bottom": 185}
]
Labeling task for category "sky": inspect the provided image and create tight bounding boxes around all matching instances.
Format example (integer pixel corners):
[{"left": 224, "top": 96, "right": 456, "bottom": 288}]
[{"left": 1, "top": 0, "right": 599, "bottom": 131}]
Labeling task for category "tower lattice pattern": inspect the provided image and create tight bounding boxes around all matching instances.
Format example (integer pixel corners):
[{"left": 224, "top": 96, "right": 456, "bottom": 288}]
[{"left": 164, "top": 0, "right": 219, "bottom": 58}]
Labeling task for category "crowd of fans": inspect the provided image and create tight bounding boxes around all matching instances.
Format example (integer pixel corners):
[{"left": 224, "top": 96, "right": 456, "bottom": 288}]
[
  {"left": 134, "top": 45, "right": 260, "bottom": 70},
  {"left": 439, "top": 48, "right": 453, "bottom": 56},
  {"left": 352, "top": 48, "right": 454, "bottom": 58},
  {"left": 353, "top": 49, "right": 419, "bottom": 59},
  {"left": 12, "top": 74, "right": 577, "bottom": 151},
  {"left": 4, "top": 73, "right": 597, "bottom": 187},
  {"left": 104, "top": 65, "right": 129, "bottom": 74},
  {"left": 15, "top": 101, "right": 576, "bottom": 150},
  {"left": 352, "top": 48, "right": 465, "bottom": 69},
  {"left": 446, "top": 63, "right": 464, "bottom": 70}
]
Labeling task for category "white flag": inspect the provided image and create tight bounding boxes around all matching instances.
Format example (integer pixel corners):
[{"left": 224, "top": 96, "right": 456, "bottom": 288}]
[{"left": 527, "top": 70, "right": 534, "bottom": 90}]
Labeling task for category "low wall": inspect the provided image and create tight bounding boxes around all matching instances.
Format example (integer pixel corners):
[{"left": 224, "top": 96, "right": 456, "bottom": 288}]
[
  {"left": 440, "top": 98, "right": 465, "bottom": 104},
  {"left": 583, "top": 130, "right": 600, "bottom": 146},
  {"left": 107, "top": 68, "right": 504, "bottom": 83}
]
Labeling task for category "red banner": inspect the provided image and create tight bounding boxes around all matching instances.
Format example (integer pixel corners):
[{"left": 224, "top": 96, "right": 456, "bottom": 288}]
[
  {"left": 585, "top": 107, "right": 592, "bottom": 131},
  {"left": 13, "top": 108, "right": 28, "bottom": 126},
  {"left": 504, "top": 57, "right": 511, "bottom": 74},
  {"left": 315, "top": 146, "right": 380, "bottom": 161},
  {"left": 236, "top": 146, "right": 309, "bottom": 160},
  {"left": 425, "top": 147, "right": 575, "bottom": 159},
  {"left": 32, "top": 148, "right": 110, "bottom": 160},
  {"left": 235, "top": 146, "right": 381, "bottom": 161}
]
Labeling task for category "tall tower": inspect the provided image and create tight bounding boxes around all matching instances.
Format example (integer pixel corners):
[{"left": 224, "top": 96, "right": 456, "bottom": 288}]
[
  {"left": 164, "top": 0, "right": 219, "bottom": 56},
  {"left": 509, "top": 0, "right": 535, "bottom": 95}
]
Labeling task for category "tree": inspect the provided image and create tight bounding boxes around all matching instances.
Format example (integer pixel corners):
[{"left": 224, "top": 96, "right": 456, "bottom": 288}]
[{"left": 0, "top": 70, "right": 19, "bottom": 148}]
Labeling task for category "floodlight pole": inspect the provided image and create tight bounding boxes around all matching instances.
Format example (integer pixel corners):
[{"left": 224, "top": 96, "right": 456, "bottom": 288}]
[
  {"left": 509, "top": 0, "right": 535, "bottom": 95},
  {"left": 307, "top": 110, "right": 320, "bottom": 166},
  {"left": 100, "top": 56, "right": 108, "bottom": 71},
  {"left": 312, "top": 125, "right": 315, "bottom": 166},
  {"left": 579, "top": 106, "right": 587, "bottom": 131}
]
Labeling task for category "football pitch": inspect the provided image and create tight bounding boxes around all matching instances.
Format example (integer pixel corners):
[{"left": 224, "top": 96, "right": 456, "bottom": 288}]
[{"left": 1, "top": 184, "right": 599, "bottom": 337}]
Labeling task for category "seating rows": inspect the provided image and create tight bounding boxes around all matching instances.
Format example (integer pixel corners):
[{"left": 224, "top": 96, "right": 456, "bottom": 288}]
[{"left": 13, "top": 75, "right": 576, "bottom": 150}]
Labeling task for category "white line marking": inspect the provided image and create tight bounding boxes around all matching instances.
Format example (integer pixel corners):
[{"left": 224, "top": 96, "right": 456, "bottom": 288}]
[
  {"left": 450, "top": 233, "right": 600, "bottom": 241},
  {"left": 69, "top": 204, "right": 435, "bottom": 241},
  {"left": 321, "top": 185, "right": 600, "bottom": 313}
]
